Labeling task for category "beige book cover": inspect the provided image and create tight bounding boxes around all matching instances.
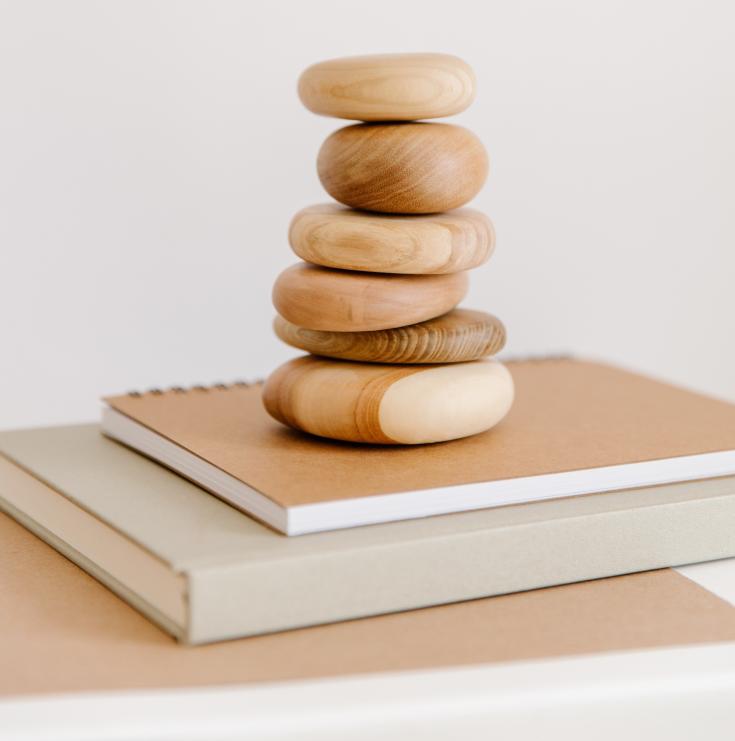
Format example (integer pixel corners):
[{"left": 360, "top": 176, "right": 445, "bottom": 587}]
[
  {"left": 2, "top": 511, "right": 735, "bottom": 698},
  {"left": 2, "top": 423, "right": 735, "bottom": 644},
  {"left": 102, "top": 358, "right": 735, "bottom": 534}
]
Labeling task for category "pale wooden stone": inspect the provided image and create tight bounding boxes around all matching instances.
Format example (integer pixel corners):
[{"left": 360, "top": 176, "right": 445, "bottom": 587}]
[
  {"left": 289, "top": 205, "right": 494, "bottom": 274},
  {"left": 262, "top": 356, "right": 515, "bottom": 445},
  {"left": 298, "top": 53, "right": 476, "bottom": 122}
]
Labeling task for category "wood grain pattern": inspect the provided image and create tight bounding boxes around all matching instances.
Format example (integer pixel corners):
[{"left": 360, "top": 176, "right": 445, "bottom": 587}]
[
  {"left": 273, "top": 309, "right": 506, "bottom": 364},
  {"left": 297, "top": 53, "right": 476, "bottom": 121},
  {"left": 272, "top": 262, "right": 468, "bottom": 332},
  {"left": 317, "top": 123, "right": 489, "bottom": 214},
  {"left": 289, "top": 205, "right": 494, "bottom": 274},
  {"left": 262, "top": 356, "right": 514, "bottom": 444}
]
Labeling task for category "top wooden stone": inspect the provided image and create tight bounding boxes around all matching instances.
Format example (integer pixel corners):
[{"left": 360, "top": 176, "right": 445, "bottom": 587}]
[{"left": 298, "top": 53, "right": 476, "bottom": 122}]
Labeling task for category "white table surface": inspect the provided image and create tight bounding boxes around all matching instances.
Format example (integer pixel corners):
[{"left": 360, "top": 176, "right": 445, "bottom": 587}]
[{"left": 1, "top": 642, "right": 734, "bottom": 741}]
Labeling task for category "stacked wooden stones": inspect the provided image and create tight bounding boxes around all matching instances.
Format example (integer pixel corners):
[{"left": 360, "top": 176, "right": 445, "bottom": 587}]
[{"left": 263, "top": 53, "right": 514, "bottom": 445}]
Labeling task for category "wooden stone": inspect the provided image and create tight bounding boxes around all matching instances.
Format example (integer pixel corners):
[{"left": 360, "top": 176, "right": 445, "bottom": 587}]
[
  {"left": 273, "top": 309, "right": 506, "bottom": 364},
  {"left": 297, "top": 53, "right": 476, "bottom": 122},
  {"left": 289, "top": 205, "right": 494, "bottom": 274},
  {"left": 272, "top": 262, "right": 468, "bottom": 332},
  {"left": 262, "top": 356, "right": 515, "bottom": 445},
  {"left": 317, "top": 123, "right": 488, "bottom": 214}
]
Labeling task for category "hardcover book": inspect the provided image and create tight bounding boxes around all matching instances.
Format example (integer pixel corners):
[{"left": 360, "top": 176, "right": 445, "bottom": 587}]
[{"left": 2, "top": 509, "right": 735, "bottom": 696}]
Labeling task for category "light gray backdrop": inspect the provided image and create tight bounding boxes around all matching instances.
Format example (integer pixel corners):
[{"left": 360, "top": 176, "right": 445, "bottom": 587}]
[{"left": 1, "top": 0, "right": 734, "bottom": 427}]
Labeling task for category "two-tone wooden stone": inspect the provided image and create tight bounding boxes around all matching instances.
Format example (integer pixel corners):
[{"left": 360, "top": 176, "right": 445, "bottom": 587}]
[
  {"left": 274, "top": 309, "right": 506, "bottom": 364},
  {"left": 262, "top": 356, "right": 514, "bottom": 444},
  {"left": 289, "top": 205, "right": 494, "bottom": 274},
  {"left": 298, "top": 53, "right": 476, "bottom": 122},
  {"left": 317, "top": 122, "right": 488, "bottom": 213},
  {"left": 272, "top": 262, "right": 468, "bottom": 332}
]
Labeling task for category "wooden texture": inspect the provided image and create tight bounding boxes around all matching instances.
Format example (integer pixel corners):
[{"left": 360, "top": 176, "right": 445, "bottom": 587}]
[
  {"left": 289, "top": 205, "right": 494, "bottom": 274},
  {"left": 317, "top": 123, "right": 488, "bottom": 213},
  {"left": 263, "top": 356, "right": 514, "bottom": 445},
  {"left": 272, "top": 262, "right": 468, "bottom": 332},
  {"left": 297, "top": 53, "right": 476, "bottom": 122},
  {"left": 273, "top": 309, "right": 506, "bottom": 364}
]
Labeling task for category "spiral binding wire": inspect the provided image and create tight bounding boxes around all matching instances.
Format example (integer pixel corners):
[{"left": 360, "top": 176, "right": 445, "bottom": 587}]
[
  {"left": 123, "top": 356, "right": 569, "bottom": 396},
  {"left": 126, "top": 379, "right": 263, "bottom": 398}
]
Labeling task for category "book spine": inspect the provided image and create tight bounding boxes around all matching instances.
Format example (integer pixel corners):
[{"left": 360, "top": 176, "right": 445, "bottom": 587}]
[{"left": 185, "top": 491, "right": 735, "bottom": 644}]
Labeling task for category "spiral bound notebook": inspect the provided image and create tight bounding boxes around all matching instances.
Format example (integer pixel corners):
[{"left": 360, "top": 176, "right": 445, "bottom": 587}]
[{"left": 100, "top": 358, "right": 735, "bottom": 535}]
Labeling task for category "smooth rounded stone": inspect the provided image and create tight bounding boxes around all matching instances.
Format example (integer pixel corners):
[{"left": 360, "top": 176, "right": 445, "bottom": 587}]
[
  {"left": 289, "top": 205, "right": 494, "bottom": 274},
  {"left": 262, "top": 356, "right": 515, "bottom": 445},
  {"left": 297, "top": 53, "right": 476, "bottom": 122},
  {"left": 272, "top": 262, "right": 468, "bottom": 332},
  {"left": 317, "top": 123, "right": 488, "bottom": 214},
  {"left": 273, "top": 309, "right": 506, "bottom": 364}
]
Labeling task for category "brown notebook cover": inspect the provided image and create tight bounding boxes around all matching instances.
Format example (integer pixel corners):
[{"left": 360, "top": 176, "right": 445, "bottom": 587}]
[
  {"left": 102, "top": 358, "right": 735, "bottom": 534},
  {"left": 3, "top": 511, "right": 735, "bottom": 698}
]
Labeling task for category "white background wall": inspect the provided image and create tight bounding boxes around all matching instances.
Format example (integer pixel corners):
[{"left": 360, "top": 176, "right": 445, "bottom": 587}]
[{"left": 1, "top": 0, "right": 734, "bottom": 428}]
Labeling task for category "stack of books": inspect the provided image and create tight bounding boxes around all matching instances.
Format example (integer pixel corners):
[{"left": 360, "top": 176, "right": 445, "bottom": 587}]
[
  {"left": 3, "top": 356, "right": 735, "bottom": 644},
  {"left": 2, "top": 54, "right": 735, "bottom": 649}
]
